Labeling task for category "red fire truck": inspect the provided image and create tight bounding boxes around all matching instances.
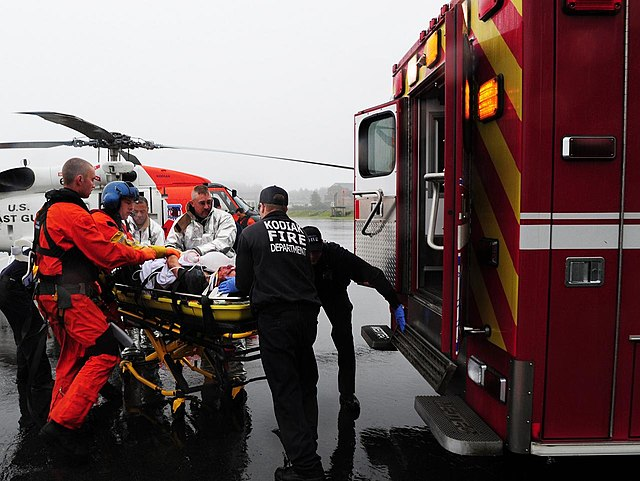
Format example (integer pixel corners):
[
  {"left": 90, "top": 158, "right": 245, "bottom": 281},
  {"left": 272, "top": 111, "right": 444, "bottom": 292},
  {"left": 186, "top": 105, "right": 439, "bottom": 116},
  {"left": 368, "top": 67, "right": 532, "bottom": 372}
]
[{"left": 355, "top": 0, "right": 638, "bottom": 456}]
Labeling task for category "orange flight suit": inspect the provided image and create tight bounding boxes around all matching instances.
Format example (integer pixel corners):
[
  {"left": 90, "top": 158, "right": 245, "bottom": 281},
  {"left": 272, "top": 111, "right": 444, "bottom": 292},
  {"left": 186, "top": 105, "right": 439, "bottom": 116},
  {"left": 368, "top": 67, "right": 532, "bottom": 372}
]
[{"left": 35, "top": 188, "right": 155, "bottom": 430}]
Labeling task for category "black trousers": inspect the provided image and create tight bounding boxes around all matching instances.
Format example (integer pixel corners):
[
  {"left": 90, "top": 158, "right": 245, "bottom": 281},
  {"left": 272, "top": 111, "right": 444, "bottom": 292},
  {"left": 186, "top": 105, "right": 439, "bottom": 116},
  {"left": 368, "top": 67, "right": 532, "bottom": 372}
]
[
  {"left": 0, "top": 276, "right": 53, "bottom": 425},
  {"left": 257, "top": 302, "right": 323, "bottom": 475},
  {"left": 324, "top": 298, "right": 355, "bottom": 396}
]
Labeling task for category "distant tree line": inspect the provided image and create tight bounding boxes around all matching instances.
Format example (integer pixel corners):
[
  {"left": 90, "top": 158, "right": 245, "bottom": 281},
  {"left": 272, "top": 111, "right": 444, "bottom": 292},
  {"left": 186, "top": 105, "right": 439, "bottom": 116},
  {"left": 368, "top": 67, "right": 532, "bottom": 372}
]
[{"left": 217, "top": 180, "right": 332, "bottom": 209}]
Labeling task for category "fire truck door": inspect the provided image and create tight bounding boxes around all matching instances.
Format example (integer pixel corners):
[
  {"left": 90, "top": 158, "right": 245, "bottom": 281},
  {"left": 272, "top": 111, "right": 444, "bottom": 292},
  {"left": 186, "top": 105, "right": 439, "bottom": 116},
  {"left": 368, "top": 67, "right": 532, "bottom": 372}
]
[
  {"left": 442, "top": 5, "right": 470, "bottom": 358},
  {"left": 418, "top": 98, "right": 445, "bottom": 300},
  {"left": 413, "top": 5, "right": 470, "bottom": 359},
  {"left": 625, "top": 1, "right": 640, "bottom": 439},
  {"left": 543, "top": 4, "right": 635, "bottom": 441},
  {"left": 412, "top": 90, "right": 447, "bottom": 349},
  {"left": 354, "top": 100, "right": 405, "bottom": 300}
]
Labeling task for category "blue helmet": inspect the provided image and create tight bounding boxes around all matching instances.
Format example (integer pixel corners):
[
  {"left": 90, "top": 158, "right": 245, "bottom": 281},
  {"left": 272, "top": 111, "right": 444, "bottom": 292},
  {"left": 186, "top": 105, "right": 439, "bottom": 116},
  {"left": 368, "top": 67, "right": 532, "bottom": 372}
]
[{"left": 102, "top": 181, "right": 139, "bottom": 211}]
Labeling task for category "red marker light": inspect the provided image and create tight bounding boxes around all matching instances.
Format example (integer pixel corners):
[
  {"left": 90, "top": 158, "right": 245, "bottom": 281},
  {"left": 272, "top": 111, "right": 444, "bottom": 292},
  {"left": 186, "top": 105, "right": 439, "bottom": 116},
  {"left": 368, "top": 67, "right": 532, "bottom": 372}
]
[
  {"left": 393, "top": 70, "right": 405, "bottom": 98},
  {"left": 479, "top": 0, "right": 504, "bottom": 21},
  {"left": 564, "top": 0, "right": 622, "bottom": 13}
]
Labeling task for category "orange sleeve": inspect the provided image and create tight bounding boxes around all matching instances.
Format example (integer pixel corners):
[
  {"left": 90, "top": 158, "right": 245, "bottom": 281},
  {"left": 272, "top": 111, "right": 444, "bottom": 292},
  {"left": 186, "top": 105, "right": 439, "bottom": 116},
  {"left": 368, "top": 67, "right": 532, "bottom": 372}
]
[
  {"left": 91, "top": 210, "right": 123, "bottom": 242},
  {"left": 49, "top": 204, "right": 154, "bottom": 270}
]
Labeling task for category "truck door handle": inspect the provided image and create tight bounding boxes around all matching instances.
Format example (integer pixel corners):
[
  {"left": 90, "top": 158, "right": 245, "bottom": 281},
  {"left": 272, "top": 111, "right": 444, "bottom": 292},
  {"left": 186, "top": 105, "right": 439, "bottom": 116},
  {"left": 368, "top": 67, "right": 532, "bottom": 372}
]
[
  {"left": 353, "top": 189, "right": 383, "bottom": 237},
  {"left": 424, "top": 172, "right": 445, "bottom": 251}
]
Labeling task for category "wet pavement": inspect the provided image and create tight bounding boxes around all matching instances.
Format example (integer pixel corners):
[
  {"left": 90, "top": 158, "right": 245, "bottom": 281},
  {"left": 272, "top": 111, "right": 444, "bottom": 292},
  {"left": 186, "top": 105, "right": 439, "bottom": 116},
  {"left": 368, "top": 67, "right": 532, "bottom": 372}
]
[{"left": 1, "top": 219, "right": 639, "bottom": 480}]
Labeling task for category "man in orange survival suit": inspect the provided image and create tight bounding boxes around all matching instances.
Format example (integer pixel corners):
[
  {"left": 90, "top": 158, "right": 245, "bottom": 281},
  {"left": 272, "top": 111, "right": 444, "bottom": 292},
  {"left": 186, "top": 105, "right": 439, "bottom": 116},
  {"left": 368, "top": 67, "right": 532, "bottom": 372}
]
[{"left": 34, "top": 158, "right": 177, "bottom": 457}]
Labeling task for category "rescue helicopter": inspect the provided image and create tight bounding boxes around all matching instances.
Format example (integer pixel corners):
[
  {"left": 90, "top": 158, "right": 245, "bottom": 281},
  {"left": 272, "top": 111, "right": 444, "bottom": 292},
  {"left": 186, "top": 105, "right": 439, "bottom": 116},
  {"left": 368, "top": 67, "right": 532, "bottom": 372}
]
[{"left": 0, "top": 111, "right": 352, "bottom": 252}]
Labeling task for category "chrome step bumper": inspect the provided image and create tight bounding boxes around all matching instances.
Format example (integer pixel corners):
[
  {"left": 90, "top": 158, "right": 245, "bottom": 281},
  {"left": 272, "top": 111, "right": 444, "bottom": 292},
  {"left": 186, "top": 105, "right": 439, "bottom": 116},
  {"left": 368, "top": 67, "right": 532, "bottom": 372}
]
[{"left": 415, "top": 395, "right": 503, "bottom": 456}]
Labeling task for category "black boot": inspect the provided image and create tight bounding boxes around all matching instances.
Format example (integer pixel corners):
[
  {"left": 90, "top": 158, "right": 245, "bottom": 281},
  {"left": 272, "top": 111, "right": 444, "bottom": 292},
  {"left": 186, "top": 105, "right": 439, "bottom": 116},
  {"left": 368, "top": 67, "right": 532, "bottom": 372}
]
[
  {"left": 39, "top": 420, "right": 89, "bottom": 458},
  {"left": 17, "top": 381, "right": 35, "bottom": 429},
  {"left": 274, "top": 465, "right": 325, "bottom": 481},
  {"left": 339, "top": 394, "right": 360, "bottom": 418},
  {"left": 29, "top": 382, "right": 53, "bottom": 427},
  {"left": 99, "top": 381, "right": 122, "bottom": 403}
]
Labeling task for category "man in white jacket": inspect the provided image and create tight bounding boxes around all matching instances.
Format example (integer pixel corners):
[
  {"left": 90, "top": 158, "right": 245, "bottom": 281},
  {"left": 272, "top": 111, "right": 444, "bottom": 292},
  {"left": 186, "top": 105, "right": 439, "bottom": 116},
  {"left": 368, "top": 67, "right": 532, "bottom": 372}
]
[
  {"left": 128, "top": 196, "right": 165, "bottom": 246},
  {"left": 164, "top": 184, "right": 244, "bottom": 387},
  {"left": 165, "top": 184, "right": 237, "bottom": 271}
]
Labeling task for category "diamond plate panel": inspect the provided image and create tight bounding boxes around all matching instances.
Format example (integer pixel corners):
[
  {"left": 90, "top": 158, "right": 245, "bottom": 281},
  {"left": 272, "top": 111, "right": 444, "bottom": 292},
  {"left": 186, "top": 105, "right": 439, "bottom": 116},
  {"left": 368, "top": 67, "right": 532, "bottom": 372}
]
[{"left": 355, "top": 219, "right": 396, "bottom": 285}]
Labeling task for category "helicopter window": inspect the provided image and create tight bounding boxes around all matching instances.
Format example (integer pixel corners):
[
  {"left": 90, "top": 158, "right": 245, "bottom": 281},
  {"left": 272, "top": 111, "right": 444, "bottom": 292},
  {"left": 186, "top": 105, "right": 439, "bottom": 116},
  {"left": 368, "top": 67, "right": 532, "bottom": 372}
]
[{"left": 358, "top": 112, "right": 396, "bottom": 177}]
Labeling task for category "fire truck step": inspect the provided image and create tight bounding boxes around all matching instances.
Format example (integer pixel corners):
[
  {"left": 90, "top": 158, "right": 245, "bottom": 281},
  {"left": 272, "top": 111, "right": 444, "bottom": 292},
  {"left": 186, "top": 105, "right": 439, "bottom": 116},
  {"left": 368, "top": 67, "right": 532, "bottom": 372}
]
[
  {"left": 392, "top": 327, "right": 456, "bottom": 394},
  {"left": 361, "top": 325, "right": 396, "bottom": 350},
  {"left": 415, "top": 395, "right": 503, "bottom": 456}
]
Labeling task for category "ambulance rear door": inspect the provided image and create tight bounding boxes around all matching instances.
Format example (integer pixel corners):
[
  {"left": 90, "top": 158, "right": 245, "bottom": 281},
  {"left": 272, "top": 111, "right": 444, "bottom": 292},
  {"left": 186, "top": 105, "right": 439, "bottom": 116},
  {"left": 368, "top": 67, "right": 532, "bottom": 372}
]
[{"left": 353, "top": 99, "right": 406, "bottom": 310}]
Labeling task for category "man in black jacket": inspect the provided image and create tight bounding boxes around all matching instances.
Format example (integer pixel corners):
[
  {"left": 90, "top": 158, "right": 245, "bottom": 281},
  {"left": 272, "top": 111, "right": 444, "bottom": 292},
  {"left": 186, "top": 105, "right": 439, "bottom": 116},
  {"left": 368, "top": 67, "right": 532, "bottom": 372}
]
[
  {"left": 219, "top": 186, "right": 325, "bottom": 481},
  {"left": 0, "top": 239, "right": 53, "bottom": 430},
  {"left": 302, "top": 226, "right": 405, "bottom": 417}
]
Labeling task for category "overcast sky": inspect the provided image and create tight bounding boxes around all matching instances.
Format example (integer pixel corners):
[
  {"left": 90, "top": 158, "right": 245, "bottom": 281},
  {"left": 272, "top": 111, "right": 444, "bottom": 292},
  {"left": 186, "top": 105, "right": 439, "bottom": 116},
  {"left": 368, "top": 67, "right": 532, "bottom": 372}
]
[{"left": 0, "top": 1, "right": 444, "bottom": 192}]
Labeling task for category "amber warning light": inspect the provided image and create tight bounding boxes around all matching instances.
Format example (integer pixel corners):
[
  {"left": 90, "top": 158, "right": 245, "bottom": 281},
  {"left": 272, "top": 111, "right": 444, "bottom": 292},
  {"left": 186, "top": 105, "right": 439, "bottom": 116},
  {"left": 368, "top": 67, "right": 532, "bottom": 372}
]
[
  {"left": 464, "top": 80, "right": 470, "bottom": 120},
  {"left": 477, "top": 75, "right": 503, "bottom": 122},
  {"left": 425, "top": 29, "right": 440, "bottom": 68}
]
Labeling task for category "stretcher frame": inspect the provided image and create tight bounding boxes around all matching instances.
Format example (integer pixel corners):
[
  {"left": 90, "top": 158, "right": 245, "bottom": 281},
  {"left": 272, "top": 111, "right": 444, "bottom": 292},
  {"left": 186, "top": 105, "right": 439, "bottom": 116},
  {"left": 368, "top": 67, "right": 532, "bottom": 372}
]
[{"left": 113, "top": 282, "right": 264, "bottom": 415}]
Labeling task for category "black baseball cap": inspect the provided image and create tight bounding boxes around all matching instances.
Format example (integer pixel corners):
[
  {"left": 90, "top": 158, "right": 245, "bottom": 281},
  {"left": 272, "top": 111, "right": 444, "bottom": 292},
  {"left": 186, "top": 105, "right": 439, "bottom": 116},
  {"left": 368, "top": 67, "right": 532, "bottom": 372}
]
[
  {"left": 302, "top": 226, "right": 323, "bottom": 252},
  {"left": 259, "top": 185, "right": 288, "bottom": 206}
]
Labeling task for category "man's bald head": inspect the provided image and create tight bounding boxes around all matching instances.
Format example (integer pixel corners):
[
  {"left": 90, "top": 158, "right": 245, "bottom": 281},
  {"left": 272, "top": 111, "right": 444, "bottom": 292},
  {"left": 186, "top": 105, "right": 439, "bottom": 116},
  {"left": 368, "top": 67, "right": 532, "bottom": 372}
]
[
  {"left": 61, "top": 158, "right": 96, "bottom": 198},
  {"left": 62, "top": 158, "right": 94, "bottom": 186}
]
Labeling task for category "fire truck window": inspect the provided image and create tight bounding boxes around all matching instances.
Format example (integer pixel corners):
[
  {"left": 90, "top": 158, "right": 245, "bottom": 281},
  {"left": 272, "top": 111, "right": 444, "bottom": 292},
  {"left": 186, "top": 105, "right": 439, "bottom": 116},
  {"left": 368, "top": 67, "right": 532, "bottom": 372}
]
[{"left": 358, "top": 112, "right": 396, "bottom": 177}]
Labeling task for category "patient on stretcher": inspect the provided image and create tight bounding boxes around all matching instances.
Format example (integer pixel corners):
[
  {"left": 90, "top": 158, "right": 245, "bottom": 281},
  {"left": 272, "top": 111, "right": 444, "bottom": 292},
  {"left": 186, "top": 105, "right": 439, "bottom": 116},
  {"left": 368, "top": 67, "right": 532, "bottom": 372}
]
[
  {"left": 112, "top": 249, "right": 251, "bottom": 392},
  {"left": 122, "top": 250, "right": 237, "bottom": 297}
]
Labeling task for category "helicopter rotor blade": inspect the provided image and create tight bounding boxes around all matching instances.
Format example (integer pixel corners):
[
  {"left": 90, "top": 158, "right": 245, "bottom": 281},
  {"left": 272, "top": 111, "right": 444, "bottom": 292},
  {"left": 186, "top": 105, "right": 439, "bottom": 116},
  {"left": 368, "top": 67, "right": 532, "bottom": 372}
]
[
  {"left": 118, "top": 150, "right": 142, "bottom": 166},
  {"left": 8, "top": 112, "right": 354, "bottom": 170},
  {"left": 0, "top": 140, "right": 77, "bottom": 149},
  {"left": 159, "top": 145, "right": 354, "bottom": 171},
  {"left": 17, "top": 111, "right": 115, "bottom": 143}
]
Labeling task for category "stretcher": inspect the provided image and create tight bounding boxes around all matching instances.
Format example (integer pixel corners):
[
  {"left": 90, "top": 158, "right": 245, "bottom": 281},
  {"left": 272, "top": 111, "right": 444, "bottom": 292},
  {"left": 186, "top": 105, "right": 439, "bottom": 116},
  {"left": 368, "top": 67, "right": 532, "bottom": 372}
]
[{"left": 112, "top": 281, "right": 263, "bottom": 415}]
